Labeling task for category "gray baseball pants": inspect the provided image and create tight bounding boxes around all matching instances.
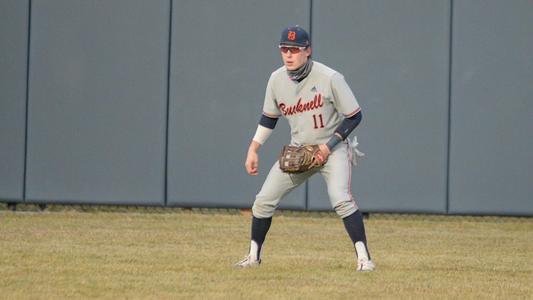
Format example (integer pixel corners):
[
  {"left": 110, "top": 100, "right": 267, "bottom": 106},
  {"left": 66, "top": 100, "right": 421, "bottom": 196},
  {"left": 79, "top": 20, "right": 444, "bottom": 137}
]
[{"left": 252, "top": 142, "right": 358, "bottom": 218}]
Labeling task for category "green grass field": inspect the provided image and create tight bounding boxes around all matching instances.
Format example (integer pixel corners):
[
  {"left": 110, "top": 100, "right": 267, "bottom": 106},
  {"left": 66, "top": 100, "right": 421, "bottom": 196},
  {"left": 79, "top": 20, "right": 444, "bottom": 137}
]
[{"left": 1, "top": 205, "right": 532, "bottom": 299}]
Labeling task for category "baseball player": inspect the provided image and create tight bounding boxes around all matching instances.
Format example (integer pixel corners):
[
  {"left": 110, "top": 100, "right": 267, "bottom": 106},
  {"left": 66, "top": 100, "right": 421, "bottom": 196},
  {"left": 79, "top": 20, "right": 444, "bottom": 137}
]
[{"left": 235, "top": 26, "right": 374, "bottom": 271}]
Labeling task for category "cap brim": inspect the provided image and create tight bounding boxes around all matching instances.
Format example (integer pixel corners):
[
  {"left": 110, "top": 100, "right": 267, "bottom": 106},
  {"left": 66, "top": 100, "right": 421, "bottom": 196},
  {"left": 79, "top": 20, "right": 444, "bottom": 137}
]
[{"left": 279, "top": 41, "right": 309, "bottom": 47}]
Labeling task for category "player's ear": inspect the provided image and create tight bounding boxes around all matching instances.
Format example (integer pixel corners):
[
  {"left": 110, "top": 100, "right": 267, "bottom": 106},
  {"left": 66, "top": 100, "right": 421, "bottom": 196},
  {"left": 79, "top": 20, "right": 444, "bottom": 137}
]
[{"left": 306, "top": 47, "right": 312, "bottom": 57}]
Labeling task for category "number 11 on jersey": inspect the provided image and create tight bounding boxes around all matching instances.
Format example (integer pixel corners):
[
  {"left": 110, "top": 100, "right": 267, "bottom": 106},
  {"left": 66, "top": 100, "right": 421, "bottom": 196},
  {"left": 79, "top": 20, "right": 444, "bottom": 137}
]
[{"left": 313, "top": 114, "right": 324, "bottom": 129}]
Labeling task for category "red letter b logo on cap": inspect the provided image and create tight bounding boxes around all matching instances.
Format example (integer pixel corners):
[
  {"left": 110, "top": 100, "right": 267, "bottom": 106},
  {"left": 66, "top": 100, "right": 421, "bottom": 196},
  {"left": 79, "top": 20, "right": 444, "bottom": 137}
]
[{"left": 288, "top": 31, "right": 296, "bottom": 40}]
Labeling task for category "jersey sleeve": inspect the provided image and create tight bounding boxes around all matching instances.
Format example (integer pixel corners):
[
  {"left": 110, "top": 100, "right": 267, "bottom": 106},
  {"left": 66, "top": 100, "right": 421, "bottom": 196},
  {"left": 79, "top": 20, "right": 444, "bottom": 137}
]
[
  {"left": 331, "top": 72, "right": 361, "bottom": 117},
  {"left": 262, "top": 74, "right": 282, "bottom": 118}
]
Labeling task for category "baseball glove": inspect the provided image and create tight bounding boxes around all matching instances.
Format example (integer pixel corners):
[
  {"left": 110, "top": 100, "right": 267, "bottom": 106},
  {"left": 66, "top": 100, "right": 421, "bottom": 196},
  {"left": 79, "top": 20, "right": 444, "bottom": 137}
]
[{"left": 279, "top": 145, "right": 327, "bottom": 173}]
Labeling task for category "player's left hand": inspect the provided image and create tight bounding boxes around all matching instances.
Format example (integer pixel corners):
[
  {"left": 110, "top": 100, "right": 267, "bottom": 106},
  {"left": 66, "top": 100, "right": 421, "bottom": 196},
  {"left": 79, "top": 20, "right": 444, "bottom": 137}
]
[{"left": 309, "top": 144, "right": 330, "bottom": 168}]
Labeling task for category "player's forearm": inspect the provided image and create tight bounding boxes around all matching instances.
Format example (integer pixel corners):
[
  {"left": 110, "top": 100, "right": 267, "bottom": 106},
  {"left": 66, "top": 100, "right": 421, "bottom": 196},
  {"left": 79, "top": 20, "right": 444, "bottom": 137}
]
[
  {"left": 252, "top": 125, "right": 273, "bottom": 146},
  {"left": 326, "top": 111, "right": 362, "bottom": 150},
  {"left": 248, "top": 140, "right": 262, "bottom": 154},
  {"left": 252, "top": 114, "right": 279, "bottom": 146},
  {"left": 336, "top": 111, "right": 362, "bottom": 139}
]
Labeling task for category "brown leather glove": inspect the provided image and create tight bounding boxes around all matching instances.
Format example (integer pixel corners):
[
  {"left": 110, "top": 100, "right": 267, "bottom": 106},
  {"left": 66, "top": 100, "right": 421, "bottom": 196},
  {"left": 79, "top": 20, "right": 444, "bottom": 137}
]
[{"left": 279, "top": 145, "right": 327, "bottom": 173}]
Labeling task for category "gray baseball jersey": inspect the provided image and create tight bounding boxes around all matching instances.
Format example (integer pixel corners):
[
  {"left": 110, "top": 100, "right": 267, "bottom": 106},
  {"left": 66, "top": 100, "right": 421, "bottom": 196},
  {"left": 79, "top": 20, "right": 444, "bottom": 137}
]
[
  {"left": 262, "top": 61, "right": 361, "bottom": 146},
  {"left": 252, "top": 61, "right": 362, "bottom": 219}
]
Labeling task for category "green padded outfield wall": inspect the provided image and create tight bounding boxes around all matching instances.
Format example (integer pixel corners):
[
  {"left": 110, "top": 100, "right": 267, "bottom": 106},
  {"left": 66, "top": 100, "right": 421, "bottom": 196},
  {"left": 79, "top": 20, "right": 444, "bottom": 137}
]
[
  {"left": 308, "top": 0, "right": 451, "bottom": 213},
  {"left": 166, "top": 0, "right": 310, "bottom": 209},
  {"left": 448, "top": 0, "right": 533, "bottom": 215},
  {"left": 25, "top": 0, "right": 169, "bottom": 205},
  {"left": 1, "top": 0, "right": 532, "bottom": 215},
  {"left": 0, "top": 0, "right": 28, "bottom": 202}
]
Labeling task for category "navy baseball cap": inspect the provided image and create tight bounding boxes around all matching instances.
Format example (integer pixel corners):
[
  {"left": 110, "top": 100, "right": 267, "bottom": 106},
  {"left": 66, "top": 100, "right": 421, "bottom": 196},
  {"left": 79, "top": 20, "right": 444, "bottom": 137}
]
[{"left": 279, "top": 25, "right": 310, "bottom": 47}]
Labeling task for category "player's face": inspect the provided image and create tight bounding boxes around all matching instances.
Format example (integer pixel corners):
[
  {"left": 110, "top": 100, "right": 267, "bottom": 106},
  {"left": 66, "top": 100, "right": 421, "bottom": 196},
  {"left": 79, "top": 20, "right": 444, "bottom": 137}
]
[{"left": 280, "top": 46, "right": 312, "bottom": 70}]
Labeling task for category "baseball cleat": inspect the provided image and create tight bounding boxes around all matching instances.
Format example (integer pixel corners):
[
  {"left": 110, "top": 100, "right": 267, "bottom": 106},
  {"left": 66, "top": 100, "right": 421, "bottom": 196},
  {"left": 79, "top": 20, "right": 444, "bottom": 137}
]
[
  {"left": 234, "top": 255, "right": 261, "bottom": 268},
  {"left": 356, "top": 258, "right": 375, "bottom": 272},
  {"left": 354, "top": 241, "right": 374, "bottom": 271}
]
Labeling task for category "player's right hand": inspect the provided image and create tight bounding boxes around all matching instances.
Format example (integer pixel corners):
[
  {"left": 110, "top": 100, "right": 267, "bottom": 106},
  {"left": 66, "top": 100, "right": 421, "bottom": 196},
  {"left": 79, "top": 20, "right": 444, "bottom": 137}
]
[{"left": 245, "top": 151, "right": 259, "bottom": 176}]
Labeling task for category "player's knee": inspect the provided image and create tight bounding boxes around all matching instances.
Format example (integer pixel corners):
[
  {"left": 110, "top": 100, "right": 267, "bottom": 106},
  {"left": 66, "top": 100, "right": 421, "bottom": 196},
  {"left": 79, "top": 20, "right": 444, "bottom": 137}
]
[
  {"left": 333, "top": 200, "right": 358, "bottom": 218},
  {"left": 328, "top": 190, "right": 348, "bottom": 203},
  {"left": 252, "top": 199, "right": 277, "bottom": 218}
]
